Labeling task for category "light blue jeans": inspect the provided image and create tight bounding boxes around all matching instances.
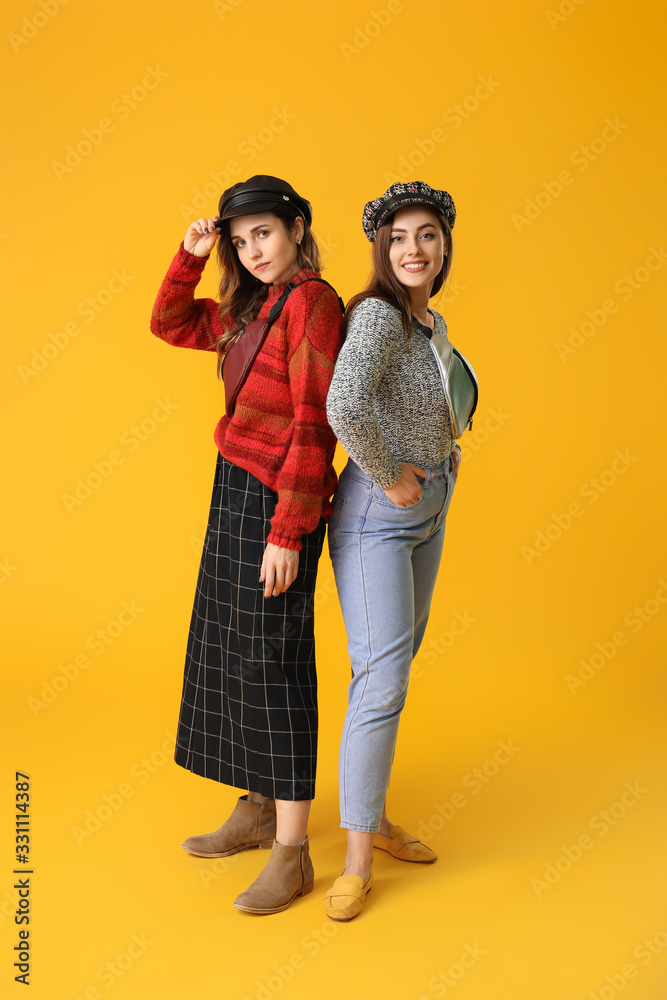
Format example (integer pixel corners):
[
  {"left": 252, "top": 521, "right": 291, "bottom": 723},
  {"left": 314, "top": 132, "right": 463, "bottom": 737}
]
[{"left": 328, "top": 455, "right": 455, "bottom": 832}]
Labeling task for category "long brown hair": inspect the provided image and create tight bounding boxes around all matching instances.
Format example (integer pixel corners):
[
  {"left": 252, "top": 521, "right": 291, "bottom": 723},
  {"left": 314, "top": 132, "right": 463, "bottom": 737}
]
[
  {"left": 344, "top": 209, "right": 453, "bottom": 343},
  {"left": 214, "top": 205, "right": 322, "bottom": 376}
]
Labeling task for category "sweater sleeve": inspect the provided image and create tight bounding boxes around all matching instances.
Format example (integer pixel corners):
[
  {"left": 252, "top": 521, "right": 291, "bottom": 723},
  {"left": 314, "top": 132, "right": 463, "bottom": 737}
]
[
  {"left": 326, "top": 298, "right": 403, "bottom": 489},
  {"left": 267, "top": 281, "right": 344, "bottom": 550},
  {"left": 150, "top": 242, "right": 225, "bottom": 350}
]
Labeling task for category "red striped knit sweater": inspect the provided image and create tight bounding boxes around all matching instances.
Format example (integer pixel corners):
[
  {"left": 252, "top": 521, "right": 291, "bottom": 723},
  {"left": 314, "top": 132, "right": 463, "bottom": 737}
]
[{"left": 150, "top": 243, "right": 345, "bottom": 550}]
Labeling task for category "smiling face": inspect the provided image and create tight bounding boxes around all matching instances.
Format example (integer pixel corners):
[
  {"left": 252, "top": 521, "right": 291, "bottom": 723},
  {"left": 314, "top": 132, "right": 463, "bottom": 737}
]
[
  {"left": 229, "top": 212, "right": 304, "bottom": 285},
  {"left": 387, "top": 205, "right": 447, "bottom": 299}
]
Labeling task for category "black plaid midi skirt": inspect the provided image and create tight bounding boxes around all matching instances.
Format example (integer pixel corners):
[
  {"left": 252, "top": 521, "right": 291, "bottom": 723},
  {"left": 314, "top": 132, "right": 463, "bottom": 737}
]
[{"left": 174, "top": 453, "right": 326, "bottom": 800}]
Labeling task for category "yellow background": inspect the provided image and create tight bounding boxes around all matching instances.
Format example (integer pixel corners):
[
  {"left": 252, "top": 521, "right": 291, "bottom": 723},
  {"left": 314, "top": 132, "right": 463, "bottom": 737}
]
[{"left": 2, "top": 0, "right": 666, "bottom": 997}]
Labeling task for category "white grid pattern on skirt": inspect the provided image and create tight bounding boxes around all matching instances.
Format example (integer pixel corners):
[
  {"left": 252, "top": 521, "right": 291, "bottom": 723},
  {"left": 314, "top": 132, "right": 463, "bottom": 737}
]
[{"left": 174, "top": 453, "right": 325, "bottom": 800}]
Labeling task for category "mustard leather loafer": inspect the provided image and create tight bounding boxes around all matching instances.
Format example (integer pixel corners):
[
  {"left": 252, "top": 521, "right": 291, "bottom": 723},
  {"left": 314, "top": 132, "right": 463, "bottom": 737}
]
[
  {"left": 372, "top": 824, "right": 437, "bottom": 863},
  {"left": 324, "top": 873, "right": 373, "bottom": 921}
]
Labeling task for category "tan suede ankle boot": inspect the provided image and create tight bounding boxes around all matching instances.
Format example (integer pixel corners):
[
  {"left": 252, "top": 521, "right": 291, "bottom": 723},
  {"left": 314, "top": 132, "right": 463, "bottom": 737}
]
[
  {"left": 182, "top": 795, "right": 276, "bottom": 858},
  {"left": 233, "top": 836, "right": 314, "bottom": 914}
]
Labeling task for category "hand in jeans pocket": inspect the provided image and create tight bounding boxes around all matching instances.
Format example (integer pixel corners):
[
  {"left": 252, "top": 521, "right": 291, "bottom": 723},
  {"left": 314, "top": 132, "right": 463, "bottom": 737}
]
[{"left": 381, "top": 462, "right": 427, "bottom": 508}]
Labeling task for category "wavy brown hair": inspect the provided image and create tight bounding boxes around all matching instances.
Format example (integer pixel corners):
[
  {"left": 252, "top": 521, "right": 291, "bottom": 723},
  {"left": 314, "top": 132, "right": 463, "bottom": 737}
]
[
  {"left": 214, "top": 205, "right": 322, "bottom": 376},
  {"left": 344, "top": 209, "right": 453, "bottom": 344}
]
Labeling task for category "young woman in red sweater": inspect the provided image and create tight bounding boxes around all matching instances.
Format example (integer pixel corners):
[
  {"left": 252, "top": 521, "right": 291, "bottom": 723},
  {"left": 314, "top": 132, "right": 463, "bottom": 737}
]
[{"left": 150, "top": 175, "right": 344, "bottom": 914}]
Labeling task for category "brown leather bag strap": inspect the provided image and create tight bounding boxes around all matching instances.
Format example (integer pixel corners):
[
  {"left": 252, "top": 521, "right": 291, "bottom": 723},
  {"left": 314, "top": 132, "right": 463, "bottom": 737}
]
[
  {"left": 269, "top": 277, "right": 344, "bottom": 322},
  {"left": 222, "top": 278, "right": 344, "bottom": 416}
]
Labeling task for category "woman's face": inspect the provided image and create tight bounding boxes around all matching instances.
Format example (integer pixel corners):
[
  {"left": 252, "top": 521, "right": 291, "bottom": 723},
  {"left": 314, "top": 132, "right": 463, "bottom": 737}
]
[
  {"left": 229, "top": 212, "right": 304, "bottom": 285},
  {"left": 387, "top": 205, "right": 446, "bottom": 296}
]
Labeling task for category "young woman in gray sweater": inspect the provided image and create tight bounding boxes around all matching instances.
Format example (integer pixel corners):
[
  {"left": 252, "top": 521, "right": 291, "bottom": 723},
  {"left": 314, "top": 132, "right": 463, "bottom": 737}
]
[{"left": 324, "top": 182, "right": 462, "bottom": 920}]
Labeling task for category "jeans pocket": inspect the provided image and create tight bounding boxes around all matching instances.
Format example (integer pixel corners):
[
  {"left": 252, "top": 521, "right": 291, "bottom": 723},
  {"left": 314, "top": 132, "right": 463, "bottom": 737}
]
[
  {"left": 327, "top": 493, "right": 347, "bottom": 551},
  {"left": 370, "top": 481, "right": 425, "bottom": 511}
]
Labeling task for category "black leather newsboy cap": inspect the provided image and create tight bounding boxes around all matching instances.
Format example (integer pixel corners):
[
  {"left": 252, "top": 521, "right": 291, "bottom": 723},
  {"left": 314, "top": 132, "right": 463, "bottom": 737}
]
[{"left": 217, "top": 175, "right": 312, "bottom": 227}]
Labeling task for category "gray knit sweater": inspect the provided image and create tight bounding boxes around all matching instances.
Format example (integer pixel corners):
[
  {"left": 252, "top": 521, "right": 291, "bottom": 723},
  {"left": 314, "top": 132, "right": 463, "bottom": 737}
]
[{"left": 326, "top": 296, "right": 453, "bottom": 489}]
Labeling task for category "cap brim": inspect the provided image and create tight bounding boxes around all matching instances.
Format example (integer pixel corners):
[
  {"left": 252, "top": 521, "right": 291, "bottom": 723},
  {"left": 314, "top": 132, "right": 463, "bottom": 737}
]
[
  {"left": 216, "top": 198, "right": 284, "bottom": 225},
  {"left": 376, "top": 193, "right": 447, "bottom": 230}
]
